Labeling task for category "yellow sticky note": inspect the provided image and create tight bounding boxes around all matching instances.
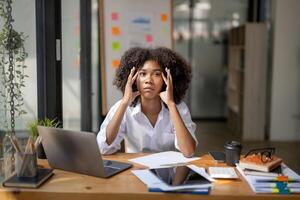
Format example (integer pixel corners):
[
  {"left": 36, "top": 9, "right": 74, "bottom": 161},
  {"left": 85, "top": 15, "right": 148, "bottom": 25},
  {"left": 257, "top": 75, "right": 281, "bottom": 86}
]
[
  {"left": 160, "top": 13, "right": 168, "bottom": 22},
  {"left": 112, "top": 27, "right": 120, "bottom": 36},
  {"left": 112, "top": 59, "right": 120, "bottom": 68}
]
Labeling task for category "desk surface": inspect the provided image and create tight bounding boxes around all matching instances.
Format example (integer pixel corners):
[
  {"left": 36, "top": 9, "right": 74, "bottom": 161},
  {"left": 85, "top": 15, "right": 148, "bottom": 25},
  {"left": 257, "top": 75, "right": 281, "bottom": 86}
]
[{"left": 0, "top": 153, "right": 299, "bottom": 200}]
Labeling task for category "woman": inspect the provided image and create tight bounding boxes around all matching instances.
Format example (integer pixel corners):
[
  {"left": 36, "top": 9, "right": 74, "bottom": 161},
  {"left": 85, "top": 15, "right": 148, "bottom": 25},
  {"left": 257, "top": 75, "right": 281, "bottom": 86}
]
[{"left": 97, "top": 47, "right": 197, "bottom": 157}]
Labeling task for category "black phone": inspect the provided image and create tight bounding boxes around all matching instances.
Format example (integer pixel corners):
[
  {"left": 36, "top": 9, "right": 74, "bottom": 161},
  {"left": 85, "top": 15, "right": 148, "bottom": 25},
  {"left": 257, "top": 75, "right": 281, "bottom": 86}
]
[{"left": 209, "top": 151, "right": 226, "bottom": 162}]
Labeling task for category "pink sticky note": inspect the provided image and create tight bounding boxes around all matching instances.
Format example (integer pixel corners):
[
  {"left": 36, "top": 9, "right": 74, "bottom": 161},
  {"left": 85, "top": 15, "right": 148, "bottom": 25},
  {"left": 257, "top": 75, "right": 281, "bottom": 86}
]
[
  {"left": 145, "top": 34, "right": 153, "bottom": 43},
  {"left": 111, "top": 12, "right": 119, "bottom": 21}
]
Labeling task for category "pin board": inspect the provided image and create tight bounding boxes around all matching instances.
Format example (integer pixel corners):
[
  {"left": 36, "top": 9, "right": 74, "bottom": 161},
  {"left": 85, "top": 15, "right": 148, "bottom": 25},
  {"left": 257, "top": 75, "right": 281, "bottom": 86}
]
[{"left": 99, "top": 0, "right": 173, "bottom": 115}]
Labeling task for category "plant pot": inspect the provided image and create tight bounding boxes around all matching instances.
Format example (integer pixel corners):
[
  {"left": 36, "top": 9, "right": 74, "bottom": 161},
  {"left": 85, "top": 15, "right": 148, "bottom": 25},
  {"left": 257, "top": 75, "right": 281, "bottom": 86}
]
[{"left": 37, "top": 143, "right": 47, "bottom": 159}]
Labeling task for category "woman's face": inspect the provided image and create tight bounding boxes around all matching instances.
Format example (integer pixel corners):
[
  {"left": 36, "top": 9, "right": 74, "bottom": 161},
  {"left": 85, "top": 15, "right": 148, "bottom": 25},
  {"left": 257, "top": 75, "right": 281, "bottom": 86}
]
[{"left": 136, "top": 60, "right": 164, "bottom": 100}]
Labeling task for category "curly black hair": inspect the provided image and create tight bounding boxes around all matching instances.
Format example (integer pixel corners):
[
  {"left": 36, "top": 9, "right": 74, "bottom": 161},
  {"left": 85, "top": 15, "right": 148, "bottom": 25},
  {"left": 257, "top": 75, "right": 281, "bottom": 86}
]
[{"left": 113, "top": 47, "right": 192, "bottom": 106}]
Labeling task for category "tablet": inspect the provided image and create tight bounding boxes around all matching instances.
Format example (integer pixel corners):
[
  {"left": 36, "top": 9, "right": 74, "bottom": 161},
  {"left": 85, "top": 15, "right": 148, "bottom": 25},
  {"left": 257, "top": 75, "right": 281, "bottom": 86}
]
[{"left": 149, "top": 166, "right": 211, "bottom": 186}]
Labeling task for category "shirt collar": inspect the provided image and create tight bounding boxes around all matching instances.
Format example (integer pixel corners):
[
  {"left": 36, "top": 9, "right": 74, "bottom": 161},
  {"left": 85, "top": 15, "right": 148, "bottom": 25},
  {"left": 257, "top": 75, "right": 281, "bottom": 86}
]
[
  {"left": 131, "top": 102, "right": 142, "bottom": 116},
  {"left": 131, "top": 100, "right": 167, "bottom": 118}
]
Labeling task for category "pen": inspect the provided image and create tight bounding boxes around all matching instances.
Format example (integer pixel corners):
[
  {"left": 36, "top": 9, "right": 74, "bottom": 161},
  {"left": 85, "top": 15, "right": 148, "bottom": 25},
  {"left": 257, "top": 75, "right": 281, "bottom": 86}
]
[
  {"left": 9, "top": 135, "right": 22, "bottom": 154},
  {"left": 34, "top": 135, "right": 42, "bottom": 149}
]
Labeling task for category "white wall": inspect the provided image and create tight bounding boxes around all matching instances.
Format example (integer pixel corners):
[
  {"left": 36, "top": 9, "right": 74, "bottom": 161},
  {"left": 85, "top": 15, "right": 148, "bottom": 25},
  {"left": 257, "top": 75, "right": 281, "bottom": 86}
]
[{"left": 270, "top": 0, "right": 300, "bottom": 141}]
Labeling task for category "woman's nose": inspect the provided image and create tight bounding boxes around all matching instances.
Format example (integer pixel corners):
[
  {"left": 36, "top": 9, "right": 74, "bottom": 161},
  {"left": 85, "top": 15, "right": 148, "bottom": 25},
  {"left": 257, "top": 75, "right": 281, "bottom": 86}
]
[{"left": 145, "top": 74, "right": 153, "bottom": 83}]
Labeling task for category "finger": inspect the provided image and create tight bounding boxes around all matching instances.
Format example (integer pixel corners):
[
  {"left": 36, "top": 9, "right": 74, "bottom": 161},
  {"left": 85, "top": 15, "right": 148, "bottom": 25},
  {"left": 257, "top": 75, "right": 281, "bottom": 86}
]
[
  {"left": 166, "top": 68, "right": 171, "bottom": 84},
  {"left": 128, "top": 67, "right": 136, "bottom": 79},
  {"left": 167, "top": 68, "right": 173, "bottom": 83},
  {"left": 126, "top": 67, "right": 136, "bottom": 85},
  {"left": 132, "top": 70, "right": 139, "bottom": 82},
  {"left": 161, "top": 71, "right": 168, "bottom": 84},
  {"left": 159, "top": 91, "right": 167, "bottom": 103}
]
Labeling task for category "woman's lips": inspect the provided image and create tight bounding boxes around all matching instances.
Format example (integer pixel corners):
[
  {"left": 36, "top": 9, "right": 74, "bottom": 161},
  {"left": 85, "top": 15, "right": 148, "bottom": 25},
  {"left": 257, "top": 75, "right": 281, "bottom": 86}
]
[{"left": 143, "top": 87, "right": 154, "bottom": 92}]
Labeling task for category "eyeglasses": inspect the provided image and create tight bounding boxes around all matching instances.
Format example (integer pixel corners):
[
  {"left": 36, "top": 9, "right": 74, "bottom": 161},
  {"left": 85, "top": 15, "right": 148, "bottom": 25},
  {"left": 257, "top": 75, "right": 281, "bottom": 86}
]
[{"left": 244, "top": 147, "right": 276, "bottom": 163}]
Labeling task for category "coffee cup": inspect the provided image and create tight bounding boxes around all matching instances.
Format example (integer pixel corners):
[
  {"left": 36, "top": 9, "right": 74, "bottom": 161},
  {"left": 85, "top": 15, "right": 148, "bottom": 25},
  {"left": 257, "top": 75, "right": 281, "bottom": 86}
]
[{"left": 224, "top": 141, "right": 242, "bottom": 166}]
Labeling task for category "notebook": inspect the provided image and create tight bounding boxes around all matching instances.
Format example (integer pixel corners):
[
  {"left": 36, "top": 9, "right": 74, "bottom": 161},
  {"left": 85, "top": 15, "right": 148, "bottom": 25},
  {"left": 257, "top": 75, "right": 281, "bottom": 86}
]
[
  {"left": 2, "top": 168, "right": 53, "bottom": 188},
  {"left": 239, "top": 154, "right": 282, "bottom": 172}
]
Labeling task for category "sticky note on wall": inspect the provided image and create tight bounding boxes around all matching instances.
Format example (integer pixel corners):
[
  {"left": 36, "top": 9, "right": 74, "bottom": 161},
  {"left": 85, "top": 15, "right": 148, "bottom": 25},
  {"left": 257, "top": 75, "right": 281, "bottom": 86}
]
[
  {"left": 145, "top": 34, "right": 153, "bottom": 43},
  {"left": 160, "top": 13, "right": 168, "bottom": 22},
  {"left": 112, "top": 59, "right": 120, "bottom": 68},
  {"left": 111, "top": 12, "right": 119, "bottom": 21},
  {"left": 112, "top": 41, "right": 121, "bottom": 51},
  {"left": 112, "top": 27, "right": 120, "bottom": 35}
]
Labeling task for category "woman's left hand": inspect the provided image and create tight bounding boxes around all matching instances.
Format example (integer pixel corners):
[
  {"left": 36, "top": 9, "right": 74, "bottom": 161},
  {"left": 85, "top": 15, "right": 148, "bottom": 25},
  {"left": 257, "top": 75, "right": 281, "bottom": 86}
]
[{"left": 160, "top": 68, "right": 175, "bottom": 106}]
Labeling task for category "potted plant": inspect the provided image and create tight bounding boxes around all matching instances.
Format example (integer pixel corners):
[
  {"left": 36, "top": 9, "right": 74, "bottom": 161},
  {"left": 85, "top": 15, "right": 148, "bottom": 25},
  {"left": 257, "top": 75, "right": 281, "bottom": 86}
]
[
  {"left": 0, "top": 0, "right": 28, "bottom": 178},
  {"left": 27, "top": 118, "right": 60, "bottom": 159}
]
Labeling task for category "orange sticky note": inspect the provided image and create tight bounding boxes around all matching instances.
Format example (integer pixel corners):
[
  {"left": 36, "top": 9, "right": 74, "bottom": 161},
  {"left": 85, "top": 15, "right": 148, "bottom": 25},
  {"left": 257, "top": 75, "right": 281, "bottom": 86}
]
[
  {"left": 160, "top": 13, "right": 168, "bottom": 22},
  {"left": 112, "top": 59, "right": 120, "bottom": 68},
  {"left": 112, "top": 27, "right": 120, "bottom": 36},
  {"left": 111, "top": 12, "right": 119, "bottom": 21},
  {"left": 277, "top": 176, "right": 289, "bottom": 182}
]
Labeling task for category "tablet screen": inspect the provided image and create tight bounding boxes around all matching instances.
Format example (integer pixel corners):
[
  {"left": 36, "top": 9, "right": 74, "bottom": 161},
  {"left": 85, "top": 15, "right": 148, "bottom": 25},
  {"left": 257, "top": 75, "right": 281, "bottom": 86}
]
[{"left": 149, "top": 166, "right": 211, "bottom": 186}]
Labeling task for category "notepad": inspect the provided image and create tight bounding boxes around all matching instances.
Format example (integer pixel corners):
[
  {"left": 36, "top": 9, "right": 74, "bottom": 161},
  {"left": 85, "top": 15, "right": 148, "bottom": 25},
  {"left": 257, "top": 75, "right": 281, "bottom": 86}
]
[{"left": 2, "top": 168, "right": 54, "bottom": 188}]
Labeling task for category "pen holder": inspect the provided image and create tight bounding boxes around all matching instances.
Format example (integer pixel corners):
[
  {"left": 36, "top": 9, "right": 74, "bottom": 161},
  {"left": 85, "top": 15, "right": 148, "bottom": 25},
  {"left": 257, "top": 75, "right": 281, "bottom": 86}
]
[{"left": 15, "top": 152, "right": 38, "bottom": 177}]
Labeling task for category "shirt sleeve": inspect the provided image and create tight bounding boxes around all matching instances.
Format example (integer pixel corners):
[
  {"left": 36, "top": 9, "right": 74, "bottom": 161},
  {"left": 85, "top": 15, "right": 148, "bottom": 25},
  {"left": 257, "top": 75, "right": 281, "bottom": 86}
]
[
  {"left": 173, "top": 101, "right": 198, "bottom": 152},
  {"left": 97, "top": 100, "right": 127, "bottom": 155}
]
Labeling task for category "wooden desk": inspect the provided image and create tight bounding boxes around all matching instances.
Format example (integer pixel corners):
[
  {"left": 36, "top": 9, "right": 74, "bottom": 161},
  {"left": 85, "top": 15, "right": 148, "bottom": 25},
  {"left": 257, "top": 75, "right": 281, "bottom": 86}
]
[{"left": 0, "top": 153, "right": 299, "bottom": 200}]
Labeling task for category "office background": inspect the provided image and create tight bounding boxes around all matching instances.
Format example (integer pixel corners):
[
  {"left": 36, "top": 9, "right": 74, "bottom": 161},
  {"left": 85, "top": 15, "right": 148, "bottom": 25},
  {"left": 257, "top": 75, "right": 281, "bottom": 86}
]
[{"left": 0, "top": 0, "right": 299, "bottom": 170}]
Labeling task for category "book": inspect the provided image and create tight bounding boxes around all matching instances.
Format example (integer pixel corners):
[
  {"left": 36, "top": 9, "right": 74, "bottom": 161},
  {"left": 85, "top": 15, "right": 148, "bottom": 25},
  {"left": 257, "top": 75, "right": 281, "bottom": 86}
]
[
  {"left": 239, "top": 154, "right": 282, "bottom": 172},
  {"left": 2, "top": 168, "right": 54, "bottom": 188},
  {"left": 236, "top": 163, "right": 300, "bottom": 194},
  {"left": 243, "top": 165, "right": 282, "bottom": 177}
]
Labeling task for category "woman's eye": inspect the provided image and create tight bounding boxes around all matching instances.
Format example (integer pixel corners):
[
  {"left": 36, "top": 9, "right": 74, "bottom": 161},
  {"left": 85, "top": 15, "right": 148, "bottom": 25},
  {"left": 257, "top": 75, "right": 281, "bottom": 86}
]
[
  {"left": 139, "top": 72, "right": 146, "bottom": 76},
  {"left": 154, "top": 72, "right": 161, "bottom": 76}
]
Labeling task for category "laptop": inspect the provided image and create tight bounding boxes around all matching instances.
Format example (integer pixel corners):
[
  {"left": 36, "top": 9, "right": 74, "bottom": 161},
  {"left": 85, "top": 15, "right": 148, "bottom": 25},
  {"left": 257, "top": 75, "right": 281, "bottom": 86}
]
[{"left": 37, "top": 126, "right": 132, "bottom": 178}]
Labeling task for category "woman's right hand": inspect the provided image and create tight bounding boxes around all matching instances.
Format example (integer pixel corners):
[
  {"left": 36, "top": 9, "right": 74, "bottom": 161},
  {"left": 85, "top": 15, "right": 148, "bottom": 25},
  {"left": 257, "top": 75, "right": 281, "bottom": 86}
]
[{"left": 122, "top": 67, "right": 140, "bottom": 106}]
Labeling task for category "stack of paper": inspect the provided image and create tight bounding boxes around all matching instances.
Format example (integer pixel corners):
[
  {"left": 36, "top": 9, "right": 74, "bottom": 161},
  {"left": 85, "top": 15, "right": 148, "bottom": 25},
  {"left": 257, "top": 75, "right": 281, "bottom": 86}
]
[
  {"left": 132, "top": 165, "right": 213, "bottom": 194},
  {"left": 128, "top": 151, "right": 200, "bottom": 168},
  {"left": 236, "top": 163, "right": 300, "bottom": 194},
  {"left": 129, "top": 152, "right": 213, "bottom": 194}
]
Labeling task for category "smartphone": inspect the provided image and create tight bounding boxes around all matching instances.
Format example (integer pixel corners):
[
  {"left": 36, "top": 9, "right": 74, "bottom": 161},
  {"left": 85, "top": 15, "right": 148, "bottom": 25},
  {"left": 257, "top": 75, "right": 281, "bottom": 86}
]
[{"left": 209, "top": 151, "right": 226, "bottom": 162}]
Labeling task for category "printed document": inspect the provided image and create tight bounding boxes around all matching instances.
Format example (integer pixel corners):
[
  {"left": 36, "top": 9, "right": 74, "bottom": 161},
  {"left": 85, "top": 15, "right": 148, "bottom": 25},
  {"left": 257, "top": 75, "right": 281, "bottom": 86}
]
[{"left": 128, "top": 151, "right": 200, "bottom": 168}]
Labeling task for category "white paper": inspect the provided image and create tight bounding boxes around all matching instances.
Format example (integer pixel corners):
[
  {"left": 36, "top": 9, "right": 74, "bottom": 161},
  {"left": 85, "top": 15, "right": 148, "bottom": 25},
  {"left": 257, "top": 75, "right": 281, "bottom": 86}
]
[
  {"left": 128, "top": 151, "right": 200, "bottom": 168},
  {"left": 131, "top": 165, "right": 212, "bottom": 191}
]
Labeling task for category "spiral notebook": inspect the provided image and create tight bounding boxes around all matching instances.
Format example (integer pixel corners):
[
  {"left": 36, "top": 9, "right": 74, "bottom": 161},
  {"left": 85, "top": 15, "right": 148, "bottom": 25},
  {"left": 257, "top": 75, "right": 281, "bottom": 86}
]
[{"left": 2, "top": 168, "right": 54, "bottom": 188}]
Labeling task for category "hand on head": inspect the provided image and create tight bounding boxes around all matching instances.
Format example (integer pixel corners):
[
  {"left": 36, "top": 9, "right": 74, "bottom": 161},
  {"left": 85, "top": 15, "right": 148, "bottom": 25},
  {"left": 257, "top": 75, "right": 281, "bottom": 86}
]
[
  {"left": 122, "top": 67, "right": 140, "bottom": 105},
  {"left": 159, "top": 68, "right": 175, "bottom": 106}
]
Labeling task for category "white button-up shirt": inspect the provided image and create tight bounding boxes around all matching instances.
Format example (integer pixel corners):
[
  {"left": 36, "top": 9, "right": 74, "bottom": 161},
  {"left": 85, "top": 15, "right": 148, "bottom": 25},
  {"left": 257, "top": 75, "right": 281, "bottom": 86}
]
[{"left": 97, "top": 100, "right": 197, "bottom": 155}]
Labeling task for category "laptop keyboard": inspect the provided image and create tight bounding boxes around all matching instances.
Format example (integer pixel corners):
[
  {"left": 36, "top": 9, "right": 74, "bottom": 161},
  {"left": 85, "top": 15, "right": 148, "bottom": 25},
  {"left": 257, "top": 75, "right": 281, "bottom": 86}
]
[
  {"left": 103, "top": 160, "right": 113, "bottom": 166},
  {"left": 104, "top": 166, "right": 119, "bottom": 174}
]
